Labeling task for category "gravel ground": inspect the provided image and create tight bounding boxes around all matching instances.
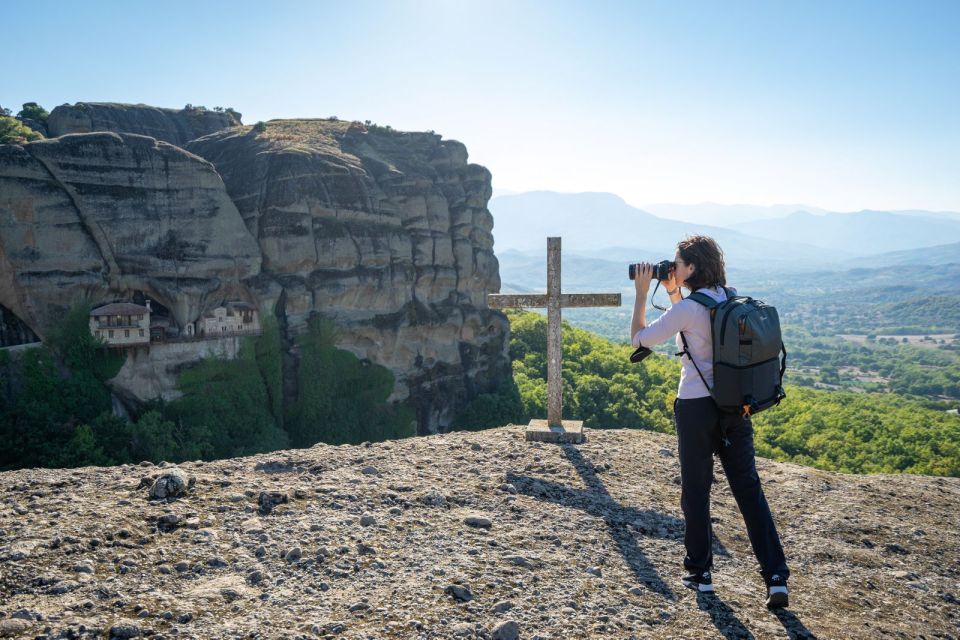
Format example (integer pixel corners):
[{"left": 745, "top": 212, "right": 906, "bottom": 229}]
[{"left": 1, "top": 426, "right": 958, "bottom": 639}]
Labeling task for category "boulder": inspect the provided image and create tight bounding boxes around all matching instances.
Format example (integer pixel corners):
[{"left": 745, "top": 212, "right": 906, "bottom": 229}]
[{"left": 148, "top": 469, "right": 191, "bottom": 500}]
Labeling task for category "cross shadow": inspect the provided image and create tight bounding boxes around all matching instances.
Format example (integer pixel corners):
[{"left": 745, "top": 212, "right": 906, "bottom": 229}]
[
  {"left": 772, "top": 608, "right": 818, "bottom": 639},
  {"left": 696, "top": 592, "right": 757, "bottom": 640},
  {"left": 505, "top": 444, "right": 729, "bottom": 600}
]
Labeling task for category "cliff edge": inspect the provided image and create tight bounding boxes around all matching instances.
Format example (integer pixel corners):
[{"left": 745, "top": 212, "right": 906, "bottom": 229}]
[{"left": 47, "top": 103, "right": 241, "bottom": 148}]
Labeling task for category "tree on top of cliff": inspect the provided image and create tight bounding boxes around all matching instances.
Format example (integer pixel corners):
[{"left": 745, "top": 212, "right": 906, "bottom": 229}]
[
  {"left": 0, "top": 116, "right": 43, "bottom": 144},
  {"left": 16, "top": 102, "right": 49, "bottom": 124}
]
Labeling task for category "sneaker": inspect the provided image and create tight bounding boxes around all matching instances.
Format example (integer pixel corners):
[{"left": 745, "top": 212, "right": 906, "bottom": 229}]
[
  {"left": 681, "top": 570, "right": 714, "bottom": 592},
  {"left": 766, "top": 574, "right": 789, "bottom": 608}
]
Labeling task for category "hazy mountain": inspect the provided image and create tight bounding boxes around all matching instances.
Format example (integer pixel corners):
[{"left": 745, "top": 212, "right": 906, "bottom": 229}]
[
  {"left": 730, "top": 210, "right": 960, "bottom": 256},
  {"left": 888, "top": 209, "right": 960, "bottom": 222},
  {"left": 489, "top": 191, "right": 848, "bottom": 269},
  {"left": 844, "top": 241, "right": 960, "bottom": 269},
  {"left": 497, "top": 249, "right": 635, "bottom": 295},
  {"left": 642, "top": 202, "right": 831, "bottom": 226}
]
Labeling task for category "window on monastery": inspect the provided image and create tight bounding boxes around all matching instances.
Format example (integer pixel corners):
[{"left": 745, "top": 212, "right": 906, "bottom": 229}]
[
  {"left": 125, "top": 329, "right": 130, "bottom": 338},
  {"left": 139, "top": 329, "right": 144, "bottom": 337},
  {"left": 108, "top": 330, "right": 114, "bottom": 339}
]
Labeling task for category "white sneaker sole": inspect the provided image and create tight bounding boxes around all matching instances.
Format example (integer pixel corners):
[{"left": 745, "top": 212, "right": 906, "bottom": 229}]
[
  {"left": 682, "top": 579, "right": 715, "bottom": 592},
  {"left": 767, "top": 587, "right": 788, "bottom": 608}
]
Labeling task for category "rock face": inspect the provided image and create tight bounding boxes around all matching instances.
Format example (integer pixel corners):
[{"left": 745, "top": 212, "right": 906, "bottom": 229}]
[
  {"left": 187, "top": 120, "right": 509, "bottom": 433},
  {"left": 0, "top": 132, "right": 261, "bottom": 336},
  {"left": 108, "top": 336, "right": 245, "bottom": 404},
  {"left": 47, "top": 103, "right": 241, "bottom": 148},
  {"left": 0, "top": 426, "right": 957, "bottom": 639},
  {"left": 0, "top": 116, "right": 509, "bottom": 433}
]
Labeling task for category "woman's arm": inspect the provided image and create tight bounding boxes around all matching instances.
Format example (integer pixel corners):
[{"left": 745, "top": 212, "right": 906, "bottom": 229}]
[
  {"left": 630, "top": 263, "right": 652, "bottom": 340},
  {"left": 631, "top": 265, "right": 685, "bottom": 347}
]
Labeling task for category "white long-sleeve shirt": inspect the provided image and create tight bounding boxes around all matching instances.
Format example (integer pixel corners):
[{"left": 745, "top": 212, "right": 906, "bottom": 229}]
[{"left": 632, "top": 286, "right": 733, "bottom": 399}]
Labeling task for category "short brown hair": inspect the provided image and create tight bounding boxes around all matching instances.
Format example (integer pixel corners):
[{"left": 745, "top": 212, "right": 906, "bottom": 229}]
[{"left": 677, "top": 235, "right": 726, "bottom": 291}]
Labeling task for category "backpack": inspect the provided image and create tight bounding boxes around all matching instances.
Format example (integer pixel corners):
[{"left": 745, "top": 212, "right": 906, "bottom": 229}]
[{"left": 680, "top": 287, "right": 787, "bottom": 418}]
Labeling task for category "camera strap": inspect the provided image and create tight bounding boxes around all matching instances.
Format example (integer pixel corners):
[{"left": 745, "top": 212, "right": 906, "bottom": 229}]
[{"left": 651, "top": 279, "right": 682, "bottom": 311}]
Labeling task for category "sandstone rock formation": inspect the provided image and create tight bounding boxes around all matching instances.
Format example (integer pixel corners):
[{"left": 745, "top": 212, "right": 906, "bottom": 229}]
[
  {"left": 47, "top": 103, "right": 240, "bottom": 148},
  {"left": 0, "top": 132, "right": 261, "bottom": 336},
  {"left": 1, "top": 427, "right": 956, "bottom": 639},
  {"left": 0, "top": 114, "right": 509, "bottom": 433},
  {"left": 187, "top": 120, "right": 509, "bottom": 433}
]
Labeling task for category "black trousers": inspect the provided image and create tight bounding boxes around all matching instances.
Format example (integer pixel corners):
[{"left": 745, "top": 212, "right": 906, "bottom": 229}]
[{"left": 674, "top": 396, "right": 789, "bottom": 583}]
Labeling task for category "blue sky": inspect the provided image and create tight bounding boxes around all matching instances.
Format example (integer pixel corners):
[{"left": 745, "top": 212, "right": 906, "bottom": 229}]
[{"left": 3, "top": 0, "right": 958, "bottom": 212}]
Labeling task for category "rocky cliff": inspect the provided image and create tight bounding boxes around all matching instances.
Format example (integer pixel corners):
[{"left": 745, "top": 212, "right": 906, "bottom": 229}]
[
  {"left": 0, "top": 132, "right": 261, "bottom": 337},
  {"left": 47, "top": 103, "right": 241, "bottom": 148},
  {"left": 186, "top": 120, "right": 508, "bottom": 433},
  {"left": 0, "top": 115, "right": 509, "bottom": 433},
  {"left": 0, "top": 426, "right": 956, "bottom": 639}
]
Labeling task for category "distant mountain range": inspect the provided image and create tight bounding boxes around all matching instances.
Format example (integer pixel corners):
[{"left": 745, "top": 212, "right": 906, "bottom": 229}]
[
  {"left": 489, "top": 191, "right": 960, "bottom": 270},
  {"left": 642, "top": 202, "right": 960, "bottom": 226},
  {"left": 730, "top": 210, "right": 960, "bottom": 256},
  {"left": 489, "top": 191, "right": 845, "bottom": 269},
  {"left": 641, "top": 202, "right": 831, "bottom": 226},
  {"left": 846, "top": 241, "right": 960, "bottom": 269}
]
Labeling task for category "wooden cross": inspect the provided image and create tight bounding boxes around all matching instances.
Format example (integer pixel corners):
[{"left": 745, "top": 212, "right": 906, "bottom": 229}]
[{"left": 488, "top": 237, "right": 621, "bottom": 443}]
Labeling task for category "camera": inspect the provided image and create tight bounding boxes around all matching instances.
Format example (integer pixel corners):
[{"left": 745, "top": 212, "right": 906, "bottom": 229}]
[{"left": 628, "top": 260, "right": 675, "bottom": 281}]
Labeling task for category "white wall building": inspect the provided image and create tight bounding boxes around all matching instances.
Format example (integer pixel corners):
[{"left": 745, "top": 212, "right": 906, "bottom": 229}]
[
  {"left": 199, "top": 301, "right": 261, "bottom": 337},
  {"left": 89, "top": 302, "right": 151, "bottom": 347}
]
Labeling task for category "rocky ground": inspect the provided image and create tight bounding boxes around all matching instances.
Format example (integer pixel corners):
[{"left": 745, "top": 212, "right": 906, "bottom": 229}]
[{"left": 1, "top": 426, "right": 958, "bottom": 639}]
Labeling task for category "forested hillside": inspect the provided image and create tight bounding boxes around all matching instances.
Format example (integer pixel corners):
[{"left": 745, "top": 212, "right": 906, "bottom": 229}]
[
  {"left": 0, "top": 306, "right": 413, "bottom": 471},
  {"left": 4, "top": 305, "right": 956, "bottom": 478},
  {"left": 455, "top": 311, "right": 960, "bottom": 477}
]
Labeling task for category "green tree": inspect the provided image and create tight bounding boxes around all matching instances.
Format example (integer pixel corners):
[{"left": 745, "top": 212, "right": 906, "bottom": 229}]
[
  {"left": 87, "top": 411, "right": 134, "bottom": 463},
  {"left": 16, "top": 102, "right": 49, "bottom": 124},
  {"left": 453, "top": 378, "right": 525, "bottom": 430},
  {"left": 0, "top": 115, "right": 43, "bottom": 144},
  {"left": 57, "top": 424, "right": 112, "bottom": 468},
  {"left": 287, "top": 315, "right": 414, "bottom": 446},
  {"left": 167, "top": 340, "right": 288, "bottom": 459},
  {"left": 253, "top": 314, "right": 284, "bottom": 430},
  {"left": 130, "top": 410, "right": 178, "bottom": 462},
  {"left": 0, "top": 347, "right": 66, "bottom": 468}
]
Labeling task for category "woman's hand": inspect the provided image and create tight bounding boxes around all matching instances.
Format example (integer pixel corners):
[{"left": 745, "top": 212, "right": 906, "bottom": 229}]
[
  {"left": 633, "top": 263, "right": 652, "bottom": 298},
  {"left": 661, "top": 269, "right": 679, "bottom": 293}
]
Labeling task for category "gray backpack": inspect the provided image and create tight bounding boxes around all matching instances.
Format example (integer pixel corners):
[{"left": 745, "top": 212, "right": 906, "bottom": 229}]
[{"left": 681, "top": 287, "right": 787, "bottom": 418}]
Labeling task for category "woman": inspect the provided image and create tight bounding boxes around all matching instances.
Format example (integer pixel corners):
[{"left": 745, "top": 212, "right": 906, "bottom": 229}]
[{"left": 631, "top": 235, "right": 790, "bottom": 608}]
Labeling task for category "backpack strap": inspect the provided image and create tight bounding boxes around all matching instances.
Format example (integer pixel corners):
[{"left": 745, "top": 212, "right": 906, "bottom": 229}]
[
  {"left": 677, "top": 288, "right": 733, "bottom": 447},
  {"left": 676, "top": 331, "right": 711, "bottom": 390},
  {"left": 677, "top": 288, "right": 723, "bottom": 389},
  {"left": 686, "top": 291, "right": 718, "bottom": 309}
]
